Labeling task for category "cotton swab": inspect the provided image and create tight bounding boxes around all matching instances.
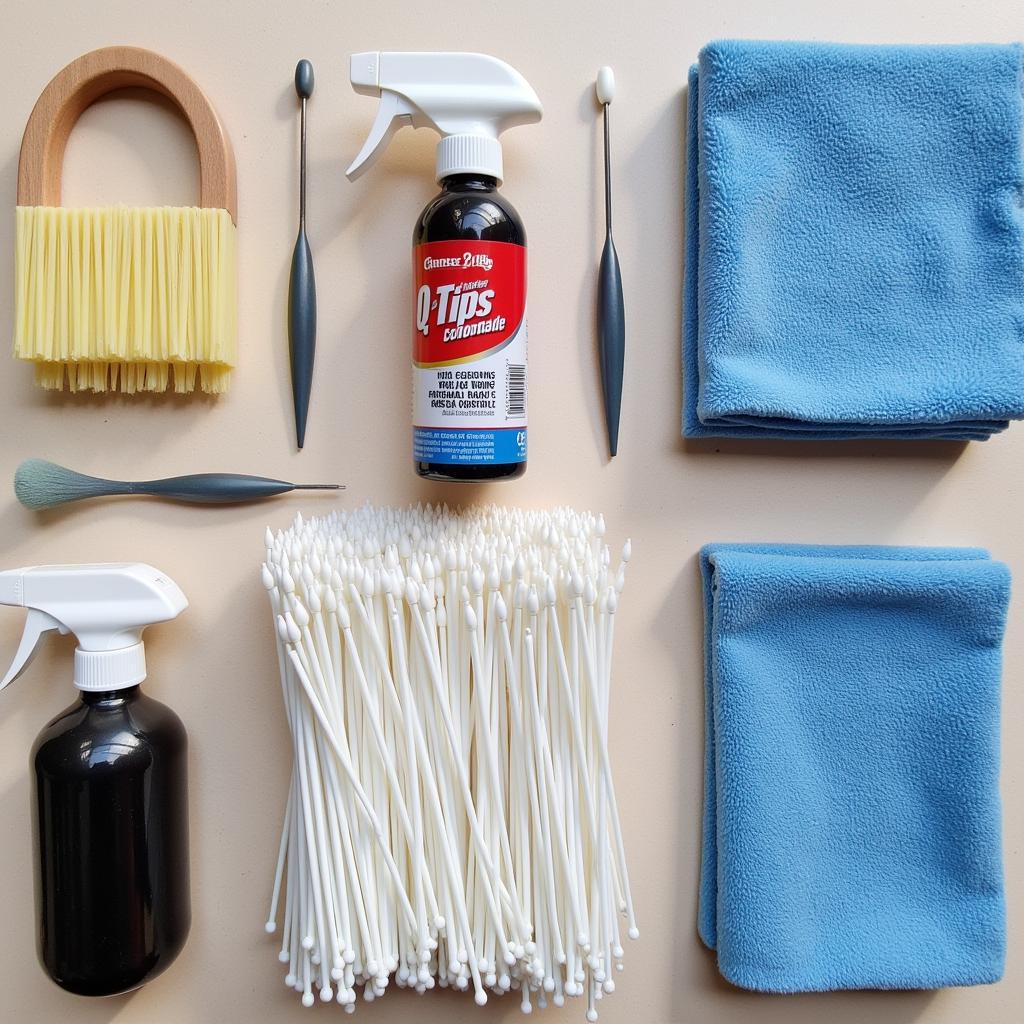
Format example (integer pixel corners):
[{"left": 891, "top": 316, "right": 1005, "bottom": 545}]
[{"left": 261, "top": 504, "right": 637, "bottom": 1018}]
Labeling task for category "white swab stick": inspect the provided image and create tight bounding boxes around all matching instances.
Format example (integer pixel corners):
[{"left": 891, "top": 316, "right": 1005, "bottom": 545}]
[
  {"left": 265, "top": 772, "right": 293, "bottom": 933},
  {"left": 407, "top": 593, "right": 511, "bottom": 948},
  {"left": 571, "top": 599, "right": 638, "bottom": 939},
  {"left": 385, "top": 594, "right": 486, "bottom": 1002},
  {"left": 284, "top": 644, "right": 418, "bottom": 932},
  {"left": 464, "top": 606, "right": 530, "bottom": 939}
]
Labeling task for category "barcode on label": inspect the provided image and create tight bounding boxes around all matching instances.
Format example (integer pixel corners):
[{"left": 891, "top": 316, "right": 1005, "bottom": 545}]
[{"left": 506, "top": 363, "right": 526, "bottom": 418}]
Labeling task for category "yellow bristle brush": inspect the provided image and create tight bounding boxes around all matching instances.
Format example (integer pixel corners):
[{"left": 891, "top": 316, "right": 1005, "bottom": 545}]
[{"left": 14, "top": 46, "right": 237, "bottom": 394}]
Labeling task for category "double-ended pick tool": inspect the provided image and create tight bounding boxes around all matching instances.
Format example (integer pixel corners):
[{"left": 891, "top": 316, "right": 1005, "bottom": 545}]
[
  {"left": 15, "top": 459, "right": 342, "bottom": 511},
  {"left": 289, "top": 59, "right": 317, "bottom": 449},
  {"left": 596, "top": 67, "right": 625, "bottom": 458}
]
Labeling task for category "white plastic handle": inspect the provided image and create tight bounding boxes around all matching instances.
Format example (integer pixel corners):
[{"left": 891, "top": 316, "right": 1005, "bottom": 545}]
[
  {"left": 346, "top": 90, "right": 416, "bottom": 180},
  {"left": 0, "top": 608, "right": 65, "bottom": 691}
]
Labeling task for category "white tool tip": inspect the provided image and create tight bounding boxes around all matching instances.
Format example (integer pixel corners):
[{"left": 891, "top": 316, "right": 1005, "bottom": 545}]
[{"left": 596, "top": 66, "right": 615, "bottom": 105}]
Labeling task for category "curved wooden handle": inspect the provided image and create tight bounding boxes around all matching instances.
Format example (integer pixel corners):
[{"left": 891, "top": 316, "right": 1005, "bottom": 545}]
[{"left": 17, "top": 46, "right": 237, "bottom": 223}]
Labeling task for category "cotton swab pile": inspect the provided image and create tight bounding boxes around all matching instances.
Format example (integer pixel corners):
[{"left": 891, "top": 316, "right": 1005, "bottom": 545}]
[{"left": 261, "top": 504, "right": 637, "bottom": 1017}]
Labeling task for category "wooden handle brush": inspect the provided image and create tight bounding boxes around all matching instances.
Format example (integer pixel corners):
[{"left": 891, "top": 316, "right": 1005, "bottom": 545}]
[
  {"left": 15, "top": 460, "right": 342, "bottom": 511},
  {"left": 15, "top": 47, "right": 238, "bottom": 394}
]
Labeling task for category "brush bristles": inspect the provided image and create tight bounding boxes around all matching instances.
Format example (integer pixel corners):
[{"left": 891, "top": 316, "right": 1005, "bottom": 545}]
[
  {"left": 14, "top": 205, "right": 237, "bottom": 395},
  {"left": 14, "top": 459, "right": 115, "bottom": 510}
]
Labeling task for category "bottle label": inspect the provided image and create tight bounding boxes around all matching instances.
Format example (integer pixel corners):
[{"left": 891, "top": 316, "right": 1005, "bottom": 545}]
[{"left": 413, "top": 240, "right": 527, "bottom": 465}]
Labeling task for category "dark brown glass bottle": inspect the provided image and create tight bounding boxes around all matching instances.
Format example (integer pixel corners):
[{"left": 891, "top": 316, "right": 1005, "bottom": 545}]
[
  {"left": 413, "top": 173, "right": 528, "bottom": 482},
  {"left": 31, "top": 685, "right": 190, "bottom": 996}
]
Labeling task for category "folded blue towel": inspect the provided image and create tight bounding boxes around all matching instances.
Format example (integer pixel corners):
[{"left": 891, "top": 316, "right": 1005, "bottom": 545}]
[
  {"left": 699, "top": 543, "right": 1010, "bottom": 992},
  {"left": 684, "top": 42, "right": 1024, "bottom": 440}
]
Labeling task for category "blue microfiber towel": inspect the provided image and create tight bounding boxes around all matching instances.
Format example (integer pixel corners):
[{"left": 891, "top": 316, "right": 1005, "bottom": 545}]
[
  {"left": 699, "top": 543, "right": 1010, "bottom": 992},
  {"left": 684, "top": 42, "right": 1024, "bottom": 440}
]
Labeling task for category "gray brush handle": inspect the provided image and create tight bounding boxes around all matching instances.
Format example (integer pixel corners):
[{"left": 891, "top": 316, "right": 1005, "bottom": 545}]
[
  {"left": 598, "top": 234, "right": 625, "bottom": 457},
  {"left": 135, "top": 473, "right": 298, "bottom": 503},
  {"left": 289, "top": 226, "right": 317, "bottom": 449}
]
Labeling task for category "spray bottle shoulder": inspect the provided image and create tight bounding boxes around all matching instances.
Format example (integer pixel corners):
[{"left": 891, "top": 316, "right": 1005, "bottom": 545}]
[
  {"left": 32, "top": 683, "right": 187, "bottom": 782},
  {"left": 414, "top": 174, "right": 526, "bottom": 247}
]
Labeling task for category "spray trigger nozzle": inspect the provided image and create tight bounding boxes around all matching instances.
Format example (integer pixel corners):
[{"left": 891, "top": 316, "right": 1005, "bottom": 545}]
[
  {"left": 345, "top": 51, "right": 543, "bottom": 185},
  {"left": 0, "top": 563, "right": 188, "bottom": 694}
]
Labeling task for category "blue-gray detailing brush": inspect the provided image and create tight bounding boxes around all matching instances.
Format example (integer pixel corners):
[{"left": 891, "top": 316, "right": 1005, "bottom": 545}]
[
  {"left": 15, "top": 459, "right": 342, "bottom": 511},
  {"left": 596, "top": 66, "right": 625, "bottom": 457},
  {"left": 289, "top": 59, "right": 317, "bottom": 449}
]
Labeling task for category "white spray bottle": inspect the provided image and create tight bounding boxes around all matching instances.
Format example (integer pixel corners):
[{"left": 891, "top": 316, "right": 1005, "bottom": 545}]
[
  {"left": 347, "top": 52, "right": 542, "bottom": 483},
  {"left": 0, "top": 563, "right": 191, "bottom": 996}
]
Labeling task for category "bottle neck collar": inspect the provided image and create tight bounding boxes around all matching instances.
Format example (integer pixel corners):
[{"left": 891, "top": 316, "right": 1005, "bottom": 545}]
[
  {"left": 440, "top": 173, "right": 498, "bottom": 192},
  {"left": 81, "top": 684, "right": 141, "bottom": 706}
]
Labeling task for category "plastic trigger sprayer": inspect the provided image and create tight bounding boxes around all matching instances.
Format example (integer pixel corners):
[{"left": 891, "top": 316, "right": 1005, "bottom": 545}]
[
  {"left": 346, "top": 52, "right": 542, "bottom": 483},
  {"left": 0, "top": 563, "right": 191, "bottom": 996}
]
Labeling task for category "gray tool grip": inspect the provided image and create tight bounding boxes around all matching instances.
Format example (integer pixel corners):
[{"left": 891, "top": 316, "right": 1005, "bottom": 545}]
[
  {"left": 598, "top": 235, "right": 625, "bottom": 456},
  {"left": 289, "top": 227, "right": 317, "bottom": 449}
]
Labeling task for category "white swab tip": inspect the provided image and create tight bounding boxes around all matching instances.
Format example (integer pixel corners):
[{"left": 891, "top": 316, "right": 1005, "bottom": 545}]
[
  {"left": 628, "top": 926, "right": 640, "bottom": 940},
  {"left": 285, "top": 973, "right": 297, "bottom": 987},
  {"left": 301, "top": 935, "right": 314, "bottom": 951},
  {"left": 587, "top": 1010, "right": 599, "bottom": 1023},
  {"left": 474, "top": 990, "right": 488, "bottom": 1006},
  {"left": 320, "top": 987, "right": 333, "bottom": 1002},
  {"left": 264, "top": 920, "right": 276, "bottom": 933},
  {"left": 596, "top": 67, "right": 615, "bottom": 105},
  {"left": 302, "top": 991, "right": 315, "bottom": 1007},
  {"left": 278, "top": 950, "right": 290, "bottom": 963}
]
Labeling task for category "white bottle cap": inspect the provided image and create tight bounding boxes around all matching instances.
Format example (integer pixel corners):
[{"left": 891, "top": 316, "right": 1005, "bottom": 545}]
[
  {"left": 74, "top": 642, "right": 147, "bottom": 692},
  {"left": 437, "top": 134, "right": 504, "bottom": 183}
]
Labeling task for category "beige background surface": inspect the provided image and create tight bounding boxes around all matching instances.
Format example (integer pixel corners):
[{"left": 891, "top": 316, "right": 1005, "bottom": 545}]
[{"left": 0, "top": 0, "right": 1020, "bottom": 1021}]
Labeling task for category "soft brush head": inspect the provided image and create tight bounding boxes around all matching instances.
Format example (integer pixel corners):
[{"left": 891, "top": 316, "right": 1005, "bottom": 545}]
[
  {"left": 596, "top": 66, "right": 615, "bottom": 105},
  {"left": 14, "top": 459, "right": 112, "bottom": 510}
]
